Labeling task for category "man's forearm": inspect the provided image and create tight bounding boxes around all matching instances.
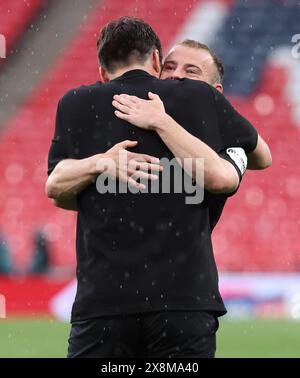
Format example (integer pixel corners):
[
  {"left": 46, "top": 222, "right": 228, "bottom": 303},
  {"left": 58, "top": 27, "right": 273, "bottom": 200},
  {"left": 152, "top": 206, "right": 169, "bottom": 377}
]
[
  {"left": 247, "top": 135, "right": 272, "bottom": 170},
  {"left": 46, "top": 155, "right": 100, "bottom": 201},
  {"left": 154, "top": 114, "right": 239, "bottom": 193},
  {"left": 46, "top": 140, "right": 162, "bottom": 208}
]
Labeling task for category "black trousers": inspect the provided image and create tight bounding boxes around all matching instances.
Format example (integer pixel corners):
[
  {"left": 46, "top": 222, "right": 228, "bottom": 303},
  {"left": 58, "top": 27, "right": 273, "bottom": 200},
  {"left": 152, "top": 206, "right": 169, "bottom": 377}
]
[{"left": 67, "top": 311, "right": 219, "bottom": 358}]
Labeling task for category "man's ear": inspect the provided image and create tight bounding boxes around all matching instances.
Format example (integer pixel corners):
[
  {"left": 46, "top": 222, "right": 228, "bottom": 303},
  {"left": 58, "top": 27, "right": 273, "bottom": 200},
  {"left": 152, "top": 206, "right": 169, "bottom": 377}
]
[
  {"left": 99, "top": 66, "right": 110, "bottom": 83},
  {"left": 214, "top": 83, "right": 223, "bottom": 93},
  {"left": 151, "top": 49, "right": 162, "bottom": 76}
]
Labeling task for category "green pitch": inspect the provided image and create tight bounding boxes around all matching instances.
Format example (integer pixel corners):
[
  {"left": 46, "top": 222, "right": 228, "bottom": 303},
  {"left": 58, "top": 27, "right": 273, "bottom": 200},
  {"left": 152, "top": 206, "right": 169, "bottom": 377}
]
[{"left": 0, "top": 317, "right": 299, "bottom": 358}]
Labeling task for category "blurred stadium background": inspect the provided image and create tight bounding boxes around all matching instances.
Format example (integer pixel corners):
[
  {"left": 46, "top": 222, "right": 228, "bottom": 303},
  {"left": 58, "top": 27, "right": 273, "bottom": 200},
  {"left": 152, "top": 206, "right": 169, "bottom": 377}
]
[{"left": 0, "top": 0, "right": 300, "bottom": 357}]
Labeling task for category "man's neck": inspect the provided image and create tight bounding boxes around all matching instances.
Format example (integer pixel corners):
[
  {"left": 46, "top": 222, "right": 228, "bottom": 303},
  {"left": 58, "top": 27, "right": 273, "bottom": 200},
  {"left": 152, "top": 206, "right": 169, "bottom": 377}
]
[{"left": 109, "top": 65, "right": 153, "bottom": 80}]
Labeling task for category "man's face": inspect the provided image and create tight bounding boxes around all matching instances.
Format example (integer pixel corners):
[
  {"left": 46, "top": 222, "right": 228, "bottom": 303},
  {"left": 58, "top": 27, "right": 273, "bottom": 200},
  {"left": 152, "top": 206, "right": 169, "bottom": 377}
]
[{"left": 160, "top": 44, "right": 222, "bottom": 91}]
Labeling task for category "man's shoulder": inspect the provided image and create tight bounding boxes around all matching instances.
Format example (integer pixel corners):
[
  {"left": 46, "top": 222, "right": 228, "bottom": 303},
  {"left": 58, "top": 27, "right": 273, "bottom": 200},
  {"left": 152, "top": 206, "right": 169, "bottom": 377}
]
[
  {"left": 160, "top": 77, "right": 212, "bottom": 91},
  {"left": 158, "top": 78, "right": 214, "bottom": 101},
  {"left": 59, "top": 81, "right": 107, "bottom": 106}
]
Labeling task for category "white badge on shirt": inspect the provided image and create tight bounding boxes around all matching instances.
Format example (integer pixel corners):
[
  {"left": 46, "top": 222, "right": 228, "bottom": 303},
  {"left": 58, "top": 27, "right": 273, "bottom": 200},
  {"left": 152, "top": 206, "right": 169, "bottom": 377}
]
[{"left": 226, "top": 147, "right": 247, "bottom": 176}]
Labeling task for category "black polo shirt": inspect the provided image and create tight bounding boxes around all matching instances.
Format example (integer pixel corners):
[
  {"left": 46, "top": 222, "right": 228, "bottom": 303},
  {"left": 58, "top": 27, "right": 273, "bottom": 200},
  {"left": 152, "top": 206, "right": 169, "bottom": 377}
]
[{"left": 48, "top": 70, "right": 257, "bottom": 320}]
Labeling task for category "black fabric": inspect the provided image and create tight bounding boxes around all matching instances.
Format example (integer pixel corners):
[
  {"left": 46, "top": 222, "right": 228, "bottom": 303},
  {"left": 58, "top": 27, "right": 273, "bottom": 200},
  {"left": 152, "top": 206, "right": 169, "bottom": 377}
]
[
  {"left": 47, "top": 69, "right": 258, "bottom": 321},
  {"left": 47, "top": 102, "right": 68, "bottom": 175},
  {"left": 67, "top": 311, "right": 218, "bottom": 358},
  {"left": 210, "top": 86, "right": 258, "bottom": 153},
  {"left": 207, "top": 148, "right": 248, "bottom": 232}
]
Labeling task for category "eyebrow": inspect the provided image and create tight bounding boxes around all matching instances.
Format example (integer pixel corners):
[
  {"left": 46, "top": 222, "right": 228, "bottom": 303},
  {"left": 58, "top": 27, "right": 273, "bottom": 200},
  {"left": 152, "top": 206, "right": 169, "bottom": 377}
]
[
  {"left": 183, "top": 64, "right": 202, "bottom": 72},
  {"left": 163, "top": 60, "right": 177, "bottom": 66}
]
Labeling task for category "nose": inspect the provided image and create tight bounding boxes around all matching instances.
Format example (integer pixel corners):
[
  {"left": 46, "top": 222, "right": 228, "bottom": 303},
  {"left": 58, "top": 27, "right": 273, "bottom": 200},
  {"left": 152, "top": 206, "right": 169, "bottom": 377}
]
[
  {"left": 170, "top": 68, "right": 184, "bottom": 80},
  {"left": 170, "top": 75, "right": 182, "bottom": 80}
]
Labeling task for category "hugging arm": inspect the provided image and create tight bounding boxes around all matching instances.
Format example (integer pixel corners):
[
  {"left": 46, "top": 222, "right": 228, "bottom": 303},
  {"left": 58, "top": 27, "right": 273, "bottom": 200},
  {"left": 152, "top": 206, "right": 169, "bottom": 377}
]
[
  {"left": 211, "top": 87, "right": 272, "bottom": 170},
  {"left": 113, "top": 90, "right": 272, "bottom": 177},
  {"left": 246, "top": 135, "right": 272, "bottom": 169},
  {"left": 46, "top": 101, "right": 162, "bottom": 211},
  {"left": 46, "top": 140, "right": 163, "bottom": 211},
  {"left": 113, "top": 93, "right": 242, "bottom": 194}
]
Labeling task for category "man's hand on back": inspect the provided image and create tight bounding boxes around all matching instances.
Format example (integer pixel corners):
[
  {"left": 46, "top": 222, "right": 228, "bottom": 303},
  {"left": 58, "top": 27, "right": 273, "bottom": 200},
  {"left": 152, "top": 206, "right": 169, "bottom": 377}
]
[
  {"left": 113, "top": 92, "right": 167, "bottom": 130},
  {"left": 46, "top": 140, "right": 163, "bottom": 211},
  {"left": 100, "top": 140, "right": 163, "bottom": 190}
]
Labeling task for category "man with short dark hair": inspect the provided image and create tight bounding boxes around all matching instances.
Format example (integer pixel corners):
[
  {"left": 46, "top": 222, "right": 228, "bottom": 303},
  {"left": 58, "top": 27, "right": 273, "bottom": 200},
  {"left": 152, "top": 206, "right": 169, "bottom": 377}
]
[
  {"left": 97, "top": 17, "right": 163, "bottom": 74},
  {"left": 46, "top": 17, "right": 257, "bottom": 358}
]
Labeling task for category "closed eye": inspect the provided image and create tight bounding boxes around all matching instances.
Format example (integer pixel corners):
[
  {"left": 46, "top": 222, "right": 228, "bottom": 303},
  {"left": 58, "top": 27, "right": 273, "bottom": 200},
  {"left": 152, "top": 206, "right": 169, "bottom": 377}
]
[
  {"left": 163, "top": 64, "right": 175, "bottom": 71},
  {"left": 186, "top": 69, "right": 199, "bottom": 75}
]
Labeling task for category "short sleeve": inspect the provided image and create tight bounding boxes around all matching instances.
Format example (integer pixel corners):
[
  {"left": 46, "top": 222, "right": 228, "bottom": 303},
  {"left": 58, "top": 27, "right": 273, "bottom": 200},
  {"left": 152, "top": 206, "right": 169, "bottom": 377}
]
[
  {"left": 211, "top": 87, "right": 258, "bottom": 153},
  {"left": 47, "top": 100, "right": 68, "bottom": 175}
]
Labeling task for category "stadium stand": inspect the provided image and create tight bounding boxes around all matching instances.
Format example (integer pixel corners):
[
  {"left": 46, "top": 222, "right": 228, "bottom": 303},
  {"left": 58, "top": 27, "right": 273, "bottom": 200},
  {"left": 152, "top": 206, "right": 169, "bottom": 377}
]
[
  {"left": 0, "top": 0, "right": 199, "bottom": 272},
  {"left": 212, "top": 0, "right": 300, "bottom": 95},
  {"left": 0, "top": 0, "right": 42, "bottom": 57},
  {"left": 0, "top": 0, "right": 299, "bottom": 274}
]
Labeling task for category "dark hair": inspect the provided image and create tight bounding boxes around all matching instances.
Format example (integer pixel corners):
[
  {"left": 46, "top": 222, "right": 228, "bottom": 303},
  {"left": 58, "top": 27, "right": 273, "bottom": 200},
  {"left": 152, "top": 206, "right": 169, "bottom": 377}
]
[
  {"left": 97, "top": 16, "right": 163, "bottom": 73},
  {"left": 180, "top": 39, "right": 224, "bottom": 83}
]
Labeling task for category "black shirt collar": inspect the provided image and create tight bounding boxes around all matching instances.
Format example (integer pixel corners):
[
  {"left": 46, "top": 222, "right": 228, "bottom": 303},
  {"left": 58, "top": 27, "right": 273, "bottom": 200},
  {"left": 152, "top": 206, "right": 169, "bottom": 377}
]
[{"left": 112, "top": 69, "right": 154, "bottom": 82}]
